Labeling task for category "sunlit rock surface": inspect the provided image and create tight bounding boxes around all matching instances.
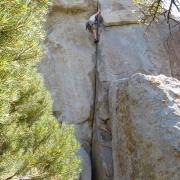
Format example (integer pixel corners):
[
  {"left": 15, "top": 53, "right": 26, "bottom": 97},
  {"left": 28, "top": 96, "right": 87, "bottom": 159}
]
[
  {"left": 91, "top": 1, "right": 176, "bottom": 179},
  {"left": 109, "top": 74, "right": 180, "bottom": 180},
  {"left": 99, "top": 0, "right": 140, "bottom": 26},
  {"left": 38, "top": 0, "right": 180, "bottom": 179},
  {"left": 38, "top": 1, "right": 97, "bottom": 179}
]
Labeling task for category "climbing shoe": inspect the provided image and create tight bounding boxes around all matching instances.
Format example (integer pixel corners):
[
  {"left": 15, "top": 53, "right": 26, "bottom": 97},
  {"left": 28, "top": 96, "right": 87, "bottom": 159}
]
[{"left": 94, "top": 39, "right": 99, "bottom": 43}]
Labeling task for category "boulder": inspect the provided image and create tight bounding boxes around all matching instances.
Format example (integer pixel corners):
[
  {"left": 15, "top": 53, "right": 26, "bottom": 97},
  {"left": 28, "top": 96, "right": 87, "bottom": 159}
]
[
  {"left": 99, "top": 0, "right": 140, "bottom": 26},
  {"left": 109, "top": 73, "right": 180, "bottom": 180}
]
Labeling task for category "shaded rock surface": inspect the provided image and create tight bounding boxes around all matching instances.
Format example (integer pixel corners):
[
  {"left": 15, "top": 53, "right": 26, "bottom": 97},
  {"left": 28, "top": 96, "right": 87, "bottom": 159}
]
[
  {"left": 109, "top": 74, "right": 180, "bottom": 180},
  {"left": 77, "top": 147, "right": 92, "bottom": 180},
  {"left": 166, "top": 31, "right": 180, "bottom": 80}
]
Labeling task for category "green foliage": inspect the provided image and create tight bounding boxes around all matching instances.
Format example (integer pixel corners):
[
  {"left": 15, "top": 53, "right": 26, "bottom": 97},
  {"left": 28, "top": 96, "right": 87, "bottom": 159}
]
[
  {"left": 132, "top": 0, "right": 162, "bottom": 28},
  {"left": 0, "top": 0, "right": 81, "bottom": 179}
]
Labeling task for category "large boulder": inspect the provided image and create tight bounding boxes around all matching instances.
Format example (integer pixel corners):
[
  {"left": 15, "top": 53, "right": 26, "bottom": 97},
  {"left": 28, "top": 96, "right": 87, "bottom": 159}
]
[
  {"left": 109, "top": 73, "right": 180, "bottom": 180},
  {"left": 99, "top": 0, "right": 140, "bottom": 26}
]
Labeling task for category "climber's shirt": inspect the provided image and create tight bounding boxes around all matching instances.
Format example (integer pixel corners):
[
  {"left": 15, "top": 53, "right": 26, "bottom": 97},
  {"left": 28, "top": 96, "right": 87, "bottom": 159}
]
[
  {"left": 89, "top": 14, "right": 97, "bottom": 22},
  {"left": 86, "top": 14, "right": 97, "bottom": 33}
]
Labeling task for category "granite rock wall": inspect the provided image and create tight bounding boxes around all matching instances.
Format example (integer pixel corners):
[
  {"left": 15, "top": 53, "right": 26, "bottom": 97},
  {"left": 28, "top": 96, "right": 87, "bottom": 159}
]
[
  {"left": 37, "top": 1, "right": 97, "bottom": 179},
  {"left": 109, "top": 74, "right": 180, "bottom": 180},
  {"left": 91, "top": 0, "right": 180, "bottom": 179},
  {"left": 38, "top": 0, "right": 180, "bottom": 179}
]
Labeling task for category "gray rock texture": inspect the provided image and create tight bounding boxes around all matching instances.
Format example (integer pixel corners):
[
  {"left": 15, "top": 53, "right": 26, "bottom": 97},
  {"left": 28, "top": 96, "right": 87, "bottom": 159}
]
[
  {"left": 51, "top": 0, "right": 97, "bottom": 12},
  {"left": 166, "top": 31, "right": 180, "bottom": 80},
  {"left": 77, "top": 147, "right": 92, "bottom": 180},
  {"left": 99, "top": 0, "right": 140, "bottom": 26},
  {"left": 37, "top": 1, "right": 97, "bottom": 180},
  {"left": 38, "top": 0, "right": 180, "bottom": 179},
  {"left": 92, "top": 1, "right": 179, "bottom": 179},
  {"left": 109, "top": 73, "right": 180, "bottom": 180}
]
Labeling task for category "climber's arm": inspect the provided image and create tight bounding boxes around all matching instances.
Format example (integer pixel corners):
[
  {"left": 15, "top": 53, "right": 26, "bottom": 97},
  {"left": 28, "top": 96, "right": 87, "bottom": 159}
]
[{"left": 96, "top": 9, "right": 101, "bottom": 15}]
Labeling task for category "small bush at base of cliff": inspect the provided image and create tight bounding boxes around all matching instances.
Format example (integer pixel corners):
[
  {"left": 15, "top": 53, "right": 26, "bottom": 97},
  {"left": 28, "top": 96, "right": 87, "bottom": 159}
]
[{"left": 0, "top": 0, "right": 81, "bottom": 179}]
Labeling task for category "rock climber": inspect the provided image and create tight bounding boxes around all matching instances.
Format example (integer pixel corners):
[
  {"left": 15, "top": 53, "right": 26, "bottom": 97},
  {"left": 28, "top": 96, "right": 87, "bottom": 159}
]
[{"left": 86, "top": 9, "right": 101, "bottom": 43}]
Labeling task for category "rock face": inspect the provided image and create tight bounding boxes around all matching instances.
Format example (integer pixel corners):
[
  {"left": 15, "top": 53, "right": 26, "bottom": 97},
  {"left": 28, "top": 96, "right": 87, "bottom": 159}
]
[
  {"left": 109, "top": 74, "right": 180, "bottom": 180},
  {"left": 38, "top": 0, "right": 180, "bottom": 179},
  {"left": 91, "top": 0, "right": 179, "bottom": 179},
  {"left": 37, "top": 1, "right": 97, "bottom": 180},
  {"left": 99, "top": 0, "right": 140, "bottom": 26},
  {"left": 77, "top": 147, "right": 92, "bottom": 180},
  {"left": 166, "top": 31, "right": 180, "bottom": 80}
]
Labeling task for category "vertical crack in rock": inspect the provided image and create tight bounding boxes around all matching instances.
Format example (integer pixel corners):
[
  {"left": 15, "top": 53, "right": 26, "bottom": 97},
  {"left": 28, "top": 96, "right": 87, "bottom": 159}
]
[
  {"left": 91, "top": 2, "right": 114, "bottom": 180},
  {"left": 90, "top": 1, "right": 99, "bottom": 179},
  {"left": 38, "top": 0, "right": 180, "bottom": 180}
]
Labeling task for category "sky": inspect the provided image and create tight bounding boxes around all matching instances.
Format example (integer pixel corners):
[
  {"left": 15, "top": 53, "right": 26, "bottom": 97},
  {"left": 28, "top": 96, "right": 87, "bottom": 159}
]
[{"left": 163, "top": 0, "right": 180, "bottom": 18}]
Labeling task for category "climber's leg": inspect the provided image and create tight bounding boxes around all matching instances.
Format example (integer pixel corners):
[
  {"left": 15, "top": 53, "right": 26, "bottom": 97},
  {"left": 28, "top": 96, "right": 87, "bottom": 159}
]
[
  {"left": 92, "top": 33, "right": 94, "bottom": 40},
  {"left": 88, "top": 25, "right": 98, "bottom": 43},
  {"left": 92, "top": 30, "right": 97, "bottom": 40},
  {"left": 93, "top": 30, "right": 99, "bottom": 43}
]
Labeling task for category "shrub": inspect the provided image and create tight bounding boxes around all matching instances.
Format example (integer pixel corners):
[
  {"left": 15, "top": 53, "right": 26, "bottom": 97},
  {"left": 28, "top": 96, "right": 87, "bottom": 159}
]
[{"left": 0, "top": 0, "right": 81, "bottom": 179}]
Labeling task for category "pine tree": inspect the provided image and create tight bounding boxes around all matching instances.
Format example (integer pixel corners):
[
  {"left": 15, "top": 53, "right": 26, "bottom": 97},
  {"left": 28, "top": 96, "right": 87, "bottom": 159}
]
[{"left": 0, "top": 0, "right": 81, "bottom": 179}]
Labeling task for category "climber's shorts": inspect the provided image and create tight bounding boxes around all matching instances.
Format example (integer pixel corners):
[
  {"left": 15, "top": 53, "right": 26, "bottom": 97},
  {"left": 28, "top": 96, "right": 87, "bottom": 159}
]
[{"left": 87, "top": 21, "right": 95, "bottom": 33}]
